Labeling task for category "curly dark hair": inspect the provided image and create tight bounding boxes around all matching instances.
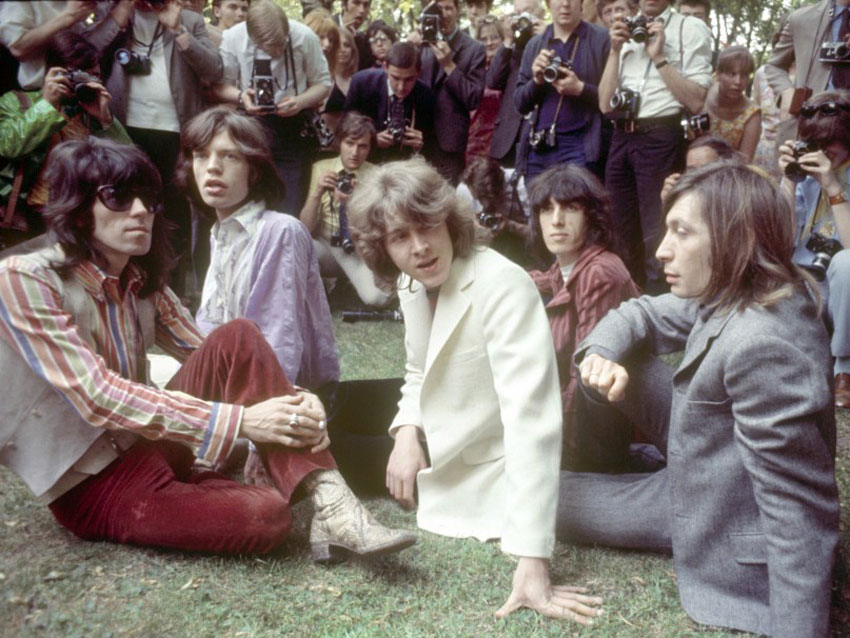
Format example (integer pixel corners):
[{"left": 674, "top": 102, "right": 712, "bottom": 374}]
[{"left": 41, "top": 138, "right": 177, "bottom": 297}]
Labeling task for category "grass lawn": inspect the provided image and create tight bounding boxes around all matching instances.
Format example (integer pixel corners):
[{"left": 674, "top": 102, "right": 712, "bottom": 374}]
[{"left": 1, "top": 314, "right": 849, "bottom": 637}]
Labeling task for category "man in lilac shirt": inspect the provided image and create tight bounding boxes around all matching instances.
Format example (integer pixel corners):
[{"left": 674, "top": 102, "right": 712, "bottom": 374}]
[{"left": 178, "top": 106, "right": 339, "bottom": 391}]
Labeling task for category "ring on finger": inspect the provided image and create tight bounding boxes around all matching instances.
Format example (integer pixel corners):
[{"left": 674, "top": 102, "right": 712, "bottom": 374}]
[{"left": 288, "top": 413, "right": 299, "bottom": 427}]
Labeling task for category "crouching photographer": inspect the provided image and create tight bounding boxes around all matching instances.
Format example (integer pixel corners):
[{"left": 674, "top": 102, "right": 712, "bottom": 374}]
[
  {"left": 513, "top": 0, "right": 610, "bottom": 184},
  {"left": 301, "top": 112, "right": 392, "bottom": 307},
  {"left": 0, "top": 31, "right": 129, "bottom": 250},
  {"left": 777, "top": 90, "right": 850, "bottom": 408}
]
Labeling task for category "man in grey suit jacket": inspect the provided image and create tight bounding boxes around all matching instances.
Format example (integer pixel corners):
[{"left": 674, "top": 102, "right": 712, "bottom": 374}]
[
  {"left": 763, "top": 0, "right": 850, "bottom": 145},
  {"left": 561, "top": 162, "right": 839, "bottom": 638},
  {"left": 418, "top": 0, "right": 486, "bottom": 184}
]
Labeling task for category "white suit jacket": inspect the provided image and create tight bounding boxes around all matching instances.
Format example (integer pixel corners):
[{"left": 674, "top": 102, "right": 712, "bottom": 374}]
[{"left": 391, "top": 248, "right": 562, "bottom": 558}]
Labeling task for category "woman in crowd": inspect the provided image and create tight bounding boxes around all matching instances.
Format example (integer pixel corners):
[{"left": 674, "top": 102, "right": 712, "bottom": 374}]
[
  {"left": 323, "top": 27, "right": 359, "bottom": 133},
  {"left": 704, "top": 45, "right": 761, "bottom": 162},
  {"left": 346, "top": 157, "right": 604, "bottom": 624},
  {"left": 562, "top": 161, "right": 838, "bottom": 637},
  {"left": 304, "top": 9, "right": 341, "bottom": 118},
  {"left": 366, "top": 20, "right": 396, "bottom": 69},
  {"left": 751, "top": 18, "right": 791, "bottom": 179},
  {"left": 527, "top": 165, "right": 639, "bottom": 470},
  {"left": 465, "top": 15, "right": 505, "bottom": 162}
]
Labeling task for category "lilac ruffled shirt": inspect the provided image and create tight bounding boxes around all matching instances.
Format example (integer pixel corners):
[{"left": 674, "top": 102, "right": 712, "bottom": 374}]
[{"left": 196, "top": 201, "right": 340, "bottom": 389}]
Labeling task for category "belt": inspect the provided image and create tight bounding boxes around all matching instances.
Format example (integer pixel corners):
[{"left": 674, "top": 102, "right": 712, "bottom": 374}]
[{"left": 612, "top": 114, "right": 682, "bottom": 134}]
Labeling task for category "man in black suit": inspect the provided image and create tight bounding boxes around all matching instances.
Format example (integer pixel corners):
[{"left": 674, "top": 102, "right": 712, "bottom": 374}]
[
  {"left": 487, "top": 0, "right": 546, "bottom": 169},
  {"left": 345, "top": 42, "right": 437, "bottom": 164},
  {"left": 418, "top": 0, "right": 486, "bottom": 183},
  {"left": 334, "top": 0, "right": 375, "bottom": 70}
]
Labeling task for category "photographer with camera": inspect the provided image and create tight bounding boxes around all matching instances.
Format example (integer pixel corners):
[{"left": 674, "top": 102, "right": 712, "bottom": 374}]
[
  {"left": 301, "top": 112, "right": 392, "bottom": 307},
  {"left": 486, "top": 0, "right": 546, "bottom": 168},
  {"left": 597, "top": 0, "right": 712, "bottom": 287},
  {"left": 514, "top": 0, "right": 610, "bottom": 184},
  {"left": 777, "top": 90, "right": 850, "bottom": 408},
  {"left": 763, "top": 0, "right": 850, "bottom": 149},
  {"left": 0, "top": 31, "right": 130, "bottom": 248},
  {"left": 418, "top": 0, "right": 487, "bottom": 184},
  {"left": 344, "top": 42, "right": 437, "bottom": 164},
  {"left": 214, "top": 0, "right": 332, "bottom": 214}
]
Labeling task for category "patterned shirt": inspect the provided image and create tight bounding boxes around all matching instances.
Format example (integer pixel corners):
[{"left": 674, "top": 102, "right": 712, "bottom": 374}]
[{"left": 0, "top": 250, "right": 242, "bottom": 466}]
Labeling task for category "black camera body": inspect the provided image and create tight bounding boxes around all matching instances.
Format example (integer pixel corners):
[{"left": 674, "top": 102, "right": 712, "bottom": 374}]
[
  {"left": 419, "top": 3, "right": 444, "bottom": 44},
  {"left": 386, "top": 100, "right": 407, "bottom": 145},
  {"left": 330, "top": 233, "right": 356, "bottom": 253},
  {"left": 784, "top": 140, "right": 820, "bottom": 183},
  {"left": 252, "top": 58, "right": 276, "bottom": 111},
  {"left": 337, "top": 169, "right": 356, "bottom": 195},
  {"left": 624, "top": 16, "right": 658, "bottom": 44},
  {"left": 511, "top": 13, "right": 535, "bottom": 48},
  {"left": 819, "top": 41, "right": 850, "bottom": 64},
  {"left": 64, "top": 69, "right": 100, "bottom": 105},
  {"left": 542, "top": 56, "right": 573, "bottom": 83},
  {"left": 806, "top": 232, "right": 842, "bottom": 281},
  {"left": 529, "top": 123, "right": 557, "bottom": 151},
  {"left": 114, "top": 48, "right": 151, "bottom": 75},
  {"left": 681, "top": 112, "right": 710, "bottom": 137},
  {"left": 301, "top": 111, "right": 334, "bottom": 147},
  {"left": 477, "top": 212, "right": 502, "bottom": 231},
  {"left": 609, "top": 87, "right": 641, "bottom": 120}
]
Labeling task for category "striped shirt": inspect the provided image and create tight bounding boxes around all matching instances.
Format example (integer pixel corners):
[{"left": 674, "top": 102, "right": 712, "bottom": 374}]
[{"left": 0, "top": 251, "right": 242, "bottom": 466}]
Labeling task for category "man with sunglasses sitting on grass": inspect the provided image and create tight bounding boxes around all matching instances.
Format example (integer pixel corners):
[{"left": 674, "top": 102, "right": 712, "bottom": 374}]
[
  {"left": 777, "top": 90, "right": 850, "bottom": 408},
  {"left": 0, "top": 137, "right": 416, "bottom": 561}
]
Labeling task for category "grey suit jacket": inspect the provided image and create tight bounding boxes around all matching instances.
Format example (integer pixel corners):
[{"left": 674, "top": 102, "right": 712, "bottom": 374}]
[
  {"left": 419, "top": 30, "right": 486, "bottom": 153},
  {"left": 104, "top": 10, "right": 222, "bottom": 128},
  {"left": 763, "top": 0, "right": 835, "bottom": 144},
  {"left": 579, "top": 292, "right": 838, "bottom": 638}
]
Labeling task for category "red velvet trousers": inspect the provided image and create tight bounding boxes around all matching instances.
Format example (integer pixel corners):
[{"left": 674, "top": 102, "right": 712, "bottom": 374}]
[{"left": 49, "top": 319, "right": 335, "bottom": 554}]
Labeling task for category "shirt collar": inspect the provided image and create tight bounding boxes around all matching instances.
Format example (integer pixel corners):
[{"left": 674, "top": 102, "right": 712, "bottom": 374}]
[
  {"left": 651, "top": 4, "right": 674, "bottom": 25},
  {"left": 73, "top": 259, "right": 145, "bottom": 301},
  {"left": 212, "top": 200, "right": 266, "bottom": 236}
]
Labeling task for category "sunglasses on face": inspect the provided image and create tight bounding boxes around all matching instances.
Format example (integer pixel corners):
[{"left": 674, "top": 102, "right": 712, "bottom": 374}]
[
  {"left": 96, "top": 184, "right": 161, "bottom": 214},
  {"left": 369, "top": 34, "right": 391, "bottom": 44},
  {"left": 799, "top": 101, "right": 850, "bottom": 118},
  {"left": 481, "top": 14, "right": 499, "bottom": 24}
]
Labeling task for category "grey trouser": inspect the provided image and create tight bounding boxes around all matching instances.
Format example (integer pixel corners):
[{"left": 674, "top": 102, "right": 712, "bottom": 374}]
[{"left": 557, "top": 357, "right": 674, "bottom": 553}]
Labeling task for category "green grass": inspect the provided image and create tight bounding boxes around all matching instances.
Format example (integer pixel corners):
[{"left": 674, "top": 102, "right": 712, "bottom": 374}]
[{"left": 1, "top": 314, "right": 849, "bottom": 637}]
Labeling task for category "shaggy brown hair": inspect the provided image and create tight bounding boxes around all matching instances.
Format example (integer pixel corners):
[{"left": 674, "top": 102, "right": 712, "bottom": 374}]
[{"left": 346, "top": 158, "right": 478, "bottom": 291}]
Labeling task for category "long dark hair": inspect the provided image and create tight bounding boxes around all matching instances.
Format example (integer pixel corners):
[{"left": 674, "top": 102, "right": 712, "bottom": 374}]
[
  {"left": 175, "top": 106, "right": 286, "bottom": 213},
  {"left": 41, "top": 138, "right": 177, "bottom": 297},
  {"left": 528, "top": 164, "right": 620, "bottom": 262}
]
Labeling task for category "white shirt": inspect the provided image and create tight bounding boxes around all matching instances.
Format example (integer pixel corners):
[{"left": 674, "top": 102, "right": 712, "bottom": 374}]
[
  {"left": 124, "top": 11, "right": 180, "bottom": 133},
  {"left": 0, "top": 1, "right": 97, "bottom": 89},
  {"left": 219, "top": 20, "right": 331, "bottom": 100},
  {"left": 197, "top": 200, "right": 266, "bottom": 327},
  {"left": 617, "top": 6, "right": 713, "bottom": 118}
]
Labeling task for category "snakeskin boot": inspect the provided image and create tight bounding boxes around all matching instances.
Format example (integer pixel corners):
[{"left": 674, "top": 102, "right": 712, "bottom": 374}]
[{"left": 304, "top": 469, "right": 418, "bottom": 562}]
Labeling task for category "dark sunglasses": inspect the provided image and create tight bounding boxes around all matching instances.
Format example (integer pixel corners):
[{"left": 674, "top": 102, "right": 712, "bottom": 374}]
[
  {"left": 799, "top": 101, "right": 850, "bottom": 118},
  {"left": 96, "top": 184, "right": 161, "bottom": 213}
]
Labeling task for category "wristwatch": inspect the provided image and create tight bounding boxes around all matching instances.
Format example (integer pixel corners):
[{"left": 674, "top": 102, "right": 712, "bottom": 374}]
[
  {"left": 654, "top": 58, "right": 669, "bottom": 70},
  {"left": 828, "top": 191, "right": 849, "bottom": 206}
]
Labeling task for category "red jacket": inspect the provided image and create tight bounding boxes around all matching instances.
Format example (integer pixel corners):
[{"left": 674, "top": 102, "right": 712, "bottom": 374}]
[{"left": 529, "top": 244, "right": 639, "bottom": 449}]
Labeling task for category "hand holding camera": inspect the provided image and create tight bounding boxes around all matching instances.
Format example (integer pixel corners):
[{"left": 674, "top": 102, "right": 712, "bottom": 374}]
[{"left": 778, "top": 140, "right": 827, "bottom": 184}]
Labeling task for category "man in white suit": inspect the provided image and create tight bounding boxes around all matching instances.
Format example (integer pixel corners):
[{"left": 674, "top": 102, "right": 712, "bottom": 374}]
[{"left": 347, "top": 157, "right": 603, "bottom": 624}]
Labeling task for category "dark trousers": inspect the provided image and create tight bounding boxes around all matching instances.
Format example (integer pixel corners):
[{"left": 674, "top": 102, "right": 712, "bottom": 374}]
[
  {"left": 429, "top": 149, "right": 466, "bottom": 186},
  {"left": 126, "top": 127, "right": 192, "bottom": 296},
  {"left": 557, "top": 356, "right": 673, "bottom": 551},
  {"left": 49, "top": 320, "right": 335, "bottom": 554},
  {"left": 323, "top": 378, "right": 404, "bottom": 496},
  {"left": 605, "top": 125, "right": 685, "bottom": 286},
  {"left": 259, "top": 114, "right": 316, "bottom": 214},
  {"left": 525, "top": 129, "right": 589, "bottom": 186}
]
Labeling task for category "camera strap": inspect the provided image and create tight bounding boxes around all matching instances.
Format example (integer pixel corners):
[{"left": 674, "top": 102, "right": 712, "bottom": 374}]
[{"left": 133, "top": 20, "right": 163, "bottom": 59}]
